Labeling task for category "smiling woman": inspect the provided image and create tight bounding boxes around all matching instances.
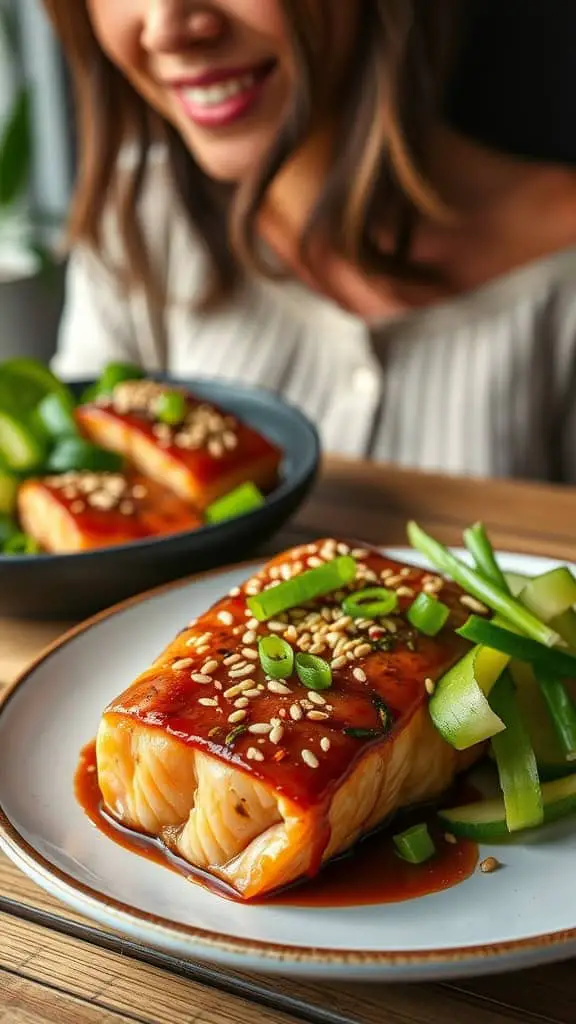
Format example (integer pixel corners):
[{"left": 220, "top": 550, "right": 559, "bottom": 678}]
[{"left": 40, "top": 1, "right": 576, "bottom": 480}]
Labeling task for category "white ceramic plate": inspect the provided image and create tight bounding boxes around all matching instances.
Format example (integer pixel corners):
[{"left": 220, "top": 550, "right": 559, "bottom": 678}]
[{"left": 1, "top": 549, "right": 576, "bottom": 982}]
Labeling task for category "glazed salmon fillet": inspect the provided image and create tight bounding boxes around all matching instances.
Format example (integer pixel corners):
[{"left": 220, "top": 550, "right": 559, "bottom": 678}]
[
  {"left": 76, "top": 380, "right": 282, "bottom": 509},
  {"left": 18, "top": 471, "right": 202, "bottom": 553},
  {"left": 96, "top": 540, "right": 480, "bottom": 899}
]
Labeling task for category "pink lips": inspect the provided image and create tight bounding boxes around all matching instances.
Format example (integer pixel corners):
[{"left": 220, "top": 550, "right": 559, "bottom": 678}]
[{"left": 172, "top": 61, "right": 275, "bottom": 129}]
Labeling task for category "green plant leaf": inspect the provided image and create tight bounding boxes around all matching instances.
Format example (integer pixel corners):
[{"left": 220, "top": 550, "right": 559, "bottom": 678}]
[{"left": 0, "top": 86, "right": 32, "bottom": 208}]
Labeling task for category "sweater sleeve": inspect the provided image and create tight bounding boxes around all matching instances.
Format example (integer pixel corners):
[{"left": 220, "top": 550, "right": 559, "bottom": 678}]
[{"left": 50, "top": 244, "right": 143, "bottom": 381}]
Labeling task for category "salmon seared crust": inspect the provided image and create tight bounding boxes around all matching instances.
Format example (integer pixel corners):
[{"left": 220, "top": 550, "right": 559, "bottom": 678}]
[{"left": 96, "top": 540, "right": 481, "bottom": 899}]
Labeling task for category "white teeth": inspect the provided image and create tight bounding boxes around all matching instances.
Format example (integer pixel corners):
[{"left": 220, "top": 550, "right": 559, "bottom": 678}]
[{"left": 184, "top": 73, "right": 257, "bottom": 108}]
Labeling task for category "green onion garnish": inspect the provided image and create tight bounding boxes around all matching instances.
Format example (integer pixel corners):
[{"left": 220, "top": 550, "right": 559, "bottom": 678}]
[
  {"left": 407, "top": 592, "right": 450, "bottom": 636},
  {"left": 156, "top": 391, "right": 187, "bottom": 426},
  {"left": 393, "top": 824, "right": 436, "bottom": 864},
  {"left": 457, "top": 616, "right": 576, "bottom": 677},
  {"left": 342, "top": 587, "right": 397, "bottom": 619},
  {"left": 3, "top": 532, "right": 41, "bottom": 555},
  {"left": 225, "top": 725, "right": 247, "bottom": 747},
  {"left": 206, "top": 482, "right": 265, "bottom": 525},
  {"left": 407, "top": 521, "right": 561, "bottom": 647},
  {"left": 344, "top": 727, "right": 381, "bottom": 739},
  {"left": 295, "top": 653, "right": 332, "bottom": 691},
  {"left": 535, "top": 670, "right": 576, "bottom": 762},
  {"left": 489, "top": 671, "right": 544, "bottom": 832},
  {"left": 463, "top": 522, "right": 510, "bottom": 592},
  {"left": 259, "top": 635, "right": 294, "bottom": 679},
  {"left": 247, "top": 555, "right": 357, "bottom": 622}
]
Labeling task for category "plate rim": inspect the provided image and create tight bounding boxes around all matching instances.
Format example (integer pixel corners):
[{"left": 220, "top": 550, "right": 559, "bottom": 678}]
[{"left": 2, "top": 547, "right": 576, "bottom": 974}]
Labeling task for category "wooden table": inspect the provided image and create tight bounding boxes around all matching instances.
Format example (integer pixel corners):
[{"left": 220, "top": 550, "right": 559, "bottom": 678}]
[{"left": 1, "top": 456, "right": 575, "bottom": 1024}]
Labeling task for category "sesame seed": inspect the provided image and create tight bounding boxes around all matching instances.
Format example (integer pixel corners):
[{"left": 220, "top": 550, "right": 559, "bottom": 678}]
[
  {"left": 400, "top": 568, "right": 413, "bottom": 578},
  {"left": 380, "top": 568, "right": 393, "bottom": 580},
  {"left": 396, "top": 586, "right": 415, "bottom": 598},
  {"left": 269, "top": 724, "right": 284, "bottom": 745},
  {"left": 242, "top": 630, "right": 257, "bottom": 644},
  {"left": 247, "top": 747, "right": 264, "bottom": 762},
  {"left": 120, "top": 500, "right": 135, "bottom": 516},
  {"left": 224, "top": 680, "right": 254, "bottom": 699},
  {"left": 222, "top": 431, "right": 238, "bottom": 450},
  {"left": 267, "top": 620, "right": 286, "bottom": 633},
  {"left": 308, "top": 691, "right": 327, "bottom": 706},
  {"left": 197, "top": 644, "right": 210, "bottom": 655},
  {"left": 267, "top": 680, "right": 292, "bottom": 695},
  {"left": 218, "top": 610, "right": 234, "bottom": 626},
  {"left": 70, "top": 500, "right": 85, "bottom": 514},
  {"left": 191, "top": 673, "right": 213, "bottom": 685},
  {"left": 208, "top": 439, "right": 224, "bottom": 458},
  {"left": 425, "top": 677, "right": 436, "bottom": 696},
  {"left": 382, "top": 618, "right": 398, "bottom": 634},
  {"left": 354, "top": 643, "right": 372, "bottom": 659},
  {"left": 243, "top": 688, "right": 261, "bottom": 698},
  {"left": 223, "top": 654, "right": 241, "bottom": 666},
  {"left": 283, "top": 625, "right": 298, "bottom": 643},
  {"left": 308, "top": 643, "right": 326, "bottom": 655},
  {"left": 249, "top": 723, "right": 272, "bottom": 735},
  {"left": 320, "top": 737, "right": 331, "bottom": 752},
  {"left": 234, "top": 697, "right": 250, "bottom": 709},
  {"left": 444, "top": 833, "right": 457, "bottom": 845},
  {"left": 228, "top": 586, "right": 241, "bottom": 597},
  {"left": 227, "top": 709, "right": 247, "bottom": 724},
  {"left": 331, "top": 656, "right": 347, "bottom": 670},
  {"left": 351, "top": 548, "right": 368, "bottom": 559},
  {"left": 246, "top": 617, "right": 260, "bottom": 630},
  {"left": 423, "top": 581, "right": 442, "bottom": 595},
  {"left": 308, "top": 711, "right": 330, "bottom": 721},
  {"left": 306, "top": 543, "right": 318, "bottom": 554},
  {"left": 301, "top": 749, "right": 319, "bottom": 769},
  {"left": 242, "top": 647, "right": 259, "bottom": 661},
  {"left": 201, "top": 659, "right": 219, "bottom": 675},
  {"left": 460, "top": 595, "right": 489, "bottom": 614},
  {"left": 353, "top": 668, "right": 367, "bottom": 682},
  {"left": 289, "top": 703, "right": 303, "bottom": 721},
  {"left": 228, "top": 665, "right": 254, "bottom": 679},
  {"left": 337, "top": 542, "right": 350, "bottom": 555},
  {"left": 214, "top": 681, "right": 223, "bottom": 691},
  {"left": 480, "top": 856, "right": 502, "bottom": 874},
  {"left": 333, "top": 615, "right": 353, "bottom": 631},
  {"left": 199, "top": 697, "right": 219, "bottom": 707},
  {"left": 307, "top": 556, "right": 323, "bottom": 568},
  {"left": 387, "top": 574, "right": 404, "bottom": 587},
  {"left": 172, "top": 658, "right": 193, "bottom": 671}
]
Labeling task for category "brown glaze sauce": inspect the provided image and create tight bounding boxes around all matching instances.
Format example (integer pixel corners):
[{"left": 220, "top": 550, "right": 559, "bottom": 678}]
[{"left": 75, "top": 741, "right": 478, "bottom": 907}]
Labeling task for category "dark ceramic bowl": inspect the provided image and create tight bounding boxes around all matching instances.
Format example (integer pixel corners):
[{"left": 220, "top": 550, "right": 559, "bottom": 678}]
[{"left": 0, "top": 378, "right": 320, "bottom": 619}]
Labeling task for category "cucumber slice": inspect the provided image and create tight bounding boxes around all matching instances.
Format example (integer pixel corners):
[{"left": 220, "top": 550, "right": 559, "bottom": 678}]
[
  {"left": 0, "top": 471, "right": 18, "bottom": 514},
  {"left": 504, "top": 572, "right": 531, "bottom": 598},
  {"left": 47, "top": 438, "right": 123, "bottom": 473},
  {"left": 439, "top": 774, "right": 576, "bottom": 841},
  {"left": 0, "top": 513, "right": 19, "bottom": 546},
  {"left": 429, "top": 644, "right": 508, "bottom": 750},
  {"left": 34, "top": 391, "right": 78, "bottom": 440},
  {"left": 520, "top": 567, "right": 576, "bottom": 622},
  {"left": 511, "top": 661, "right": 576, "bottom": 780},
  {"left": 0, "top": 411, "right": 45, "bottom": 471},
  {"left": 0, "top": 357, "right": 72, "bottom": 407}
]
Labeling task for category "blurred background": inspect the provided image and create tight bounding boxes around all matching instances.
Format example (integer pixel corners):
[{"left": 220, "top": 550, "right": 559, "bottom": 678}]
[{"left": 0, "top": 0, "right": 70, "bottom": 363}]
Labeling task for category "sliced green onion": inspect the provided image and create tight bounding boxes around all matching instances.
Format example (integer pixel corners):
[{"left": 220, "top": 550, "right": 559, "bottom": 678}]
[
  {"left": 457, "top": 616, "right": 576, "bottom": 677},
  {"left": 463, "top": 522, "right": 510, "bottom": 592},
  {"left": 535, "top": 670, "right": 576, "bottom": 762},
  {"left": 342, "top": 587, "right": 397, "bottom": 619},
  {"left": 489, "top": 671, "right": 543, "bottom": 832},
  {"left": 438, "top": 773, "right": 576, "bottom": 841},
  {"left": 393, "top": 824, "right": 435, "bottom": 864},
  {"left": 259, "top": 635, "right": 294, "bottom": 680},
  {"left": 3, "top": 532, "right": 41, "bottom": 555},
  {"left": 47, "top": 438, "right": 124, "bottom": 474},
  {"left": 247, "top": 555, "right": 357, "bottom": 622},
  {"left": 295, "top": 653, "right": 332, "bottom": 690},
  {"left": 429, "top": 643, "right": 508, "bottom": 749},
  {"left": 407, "top": 592, "right": 450, "bottom": 636},
  {"left": 34, "top": 391, "right": 78, "bottom": 440},
  {"left": 0, "top": 512, "right": 19, "bottom": 547},
  {"left": 344, "top": 727, "right": 381, "bottom": 739},
  {"left": 156, "top": 391, "right": 187, "bottom": 426},
  {"left": 225, "top": 725, "right": 247, "bottom": 747},
  {"left": 407, "top": 521, "right": 560, "bottom": 648},
  {"left": 97, "top": 362, "right": 144, "bottom": 395},
  {"left": 0, "top": 473, "right": 18, "bottom": 516},
  {"left": 510, "top": 661, "right": 576, "bottom": 780},
  {"left": 206, "top": 482, "right": 265, "bottom": 525},
  {"left": 520, "top": 567, "right": 576, "bottom": 622}
]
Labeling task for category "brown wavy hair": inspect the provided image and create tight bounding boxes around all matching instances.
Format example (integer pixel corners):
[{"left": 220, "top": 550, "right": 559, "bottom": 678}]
[{"left": 42, "top": 0, "right": 457, "bottom": 306}]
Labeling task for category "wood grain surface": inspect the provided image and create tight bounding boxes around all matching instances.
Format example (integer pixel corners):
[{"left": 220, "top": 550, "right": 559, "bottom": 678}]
[{"left": 1, "top": 456, "right": 575, "bottom": 1024}]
